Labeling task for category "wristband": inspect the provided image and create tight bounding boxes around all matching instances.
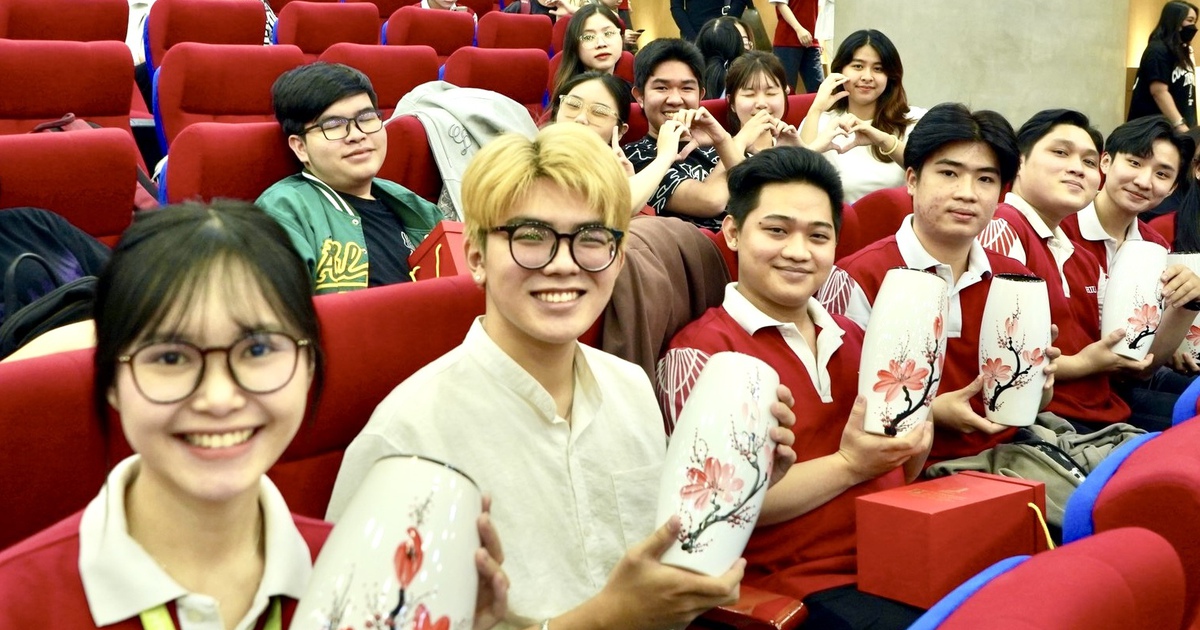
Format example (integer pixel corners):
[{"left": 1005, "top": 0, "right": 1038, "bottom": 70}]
[{"left": 879, "top": 134, "right": 900, "bottom": 156}]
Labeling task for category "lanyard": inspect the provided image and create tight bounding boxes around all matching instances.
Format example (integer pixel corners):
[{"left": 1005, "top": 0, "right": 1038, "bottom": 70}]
[{"left": 140, "top": 598, "right": 281, "bottom": 630}]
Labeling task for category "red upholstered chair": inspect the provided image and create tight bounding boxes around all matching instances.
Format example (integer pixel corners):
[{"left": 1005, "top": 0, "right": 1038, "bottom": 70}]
[
  {"left": 0, "top": 130, "right": 138, "bottom": 245},
  {"left": 320, "top": 43, "right": 439, "bottom": 117},
  {"left": 0, "top": 39, "right": 133, "bottom": 136},
  {"left": 848, "top": 185, "right": 913, "bottom": 249},
  {"left": 274, "top": 1, "right": 379, "bottom": 61},
  {"left": 458, "top": 0, "right": 493, "bottom": 17},
  {"left": 346, "top": 0, "right": 419, "bottom": 28},
  {"left": 1149, "top": 212, "right": 1176, "bottom": 245},
  {"left": 267, "top": 0, "right": 337, "bottom": 14},
  {"left": 382, "top": 5, "right": 475, "bottom": 65},
  {"left": 162, "top": 122, "right": 297, "bottom": 204},
  {"left": 442, "top": 47, "right": 548, "bottom": 118},
  {"left": 1061, "top": 418, "right": 1200, "bottom": 628},
  {"left": 476, "top": 11, "right": 551, "bottom": 50},
  {"left": 911, "top": 528, "right": 1185, "bottom": 630},
  {"left": 153, "top": 43, "right": 306, "bottom": 150},
  {"left": 376, "top": 115, "right": 443, "bottom": 203},
  {"left": 144, "top": 0, "right": 267, "bottom": 70},
  {"left": 625, "top": 101, "right": 648, "bottom": 145},
  {"left": 782, "top": 92, "right": 816, "bottom": 127},
  {"left": 0, "top": 0, "right": 127, "bottom": 41},
  {"left": 836, "top": 203, "right": 862, "bottom": 262},
  {"left": 550, "top": 12, "right": 567, "bottom": 52}
]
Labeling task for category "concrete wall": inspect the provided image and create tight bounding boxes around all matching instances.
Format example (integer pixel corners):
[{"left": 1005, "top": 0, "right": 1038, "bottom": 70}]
[{"left": 833, "top": 0, "right": 1132, "bottom": 134}]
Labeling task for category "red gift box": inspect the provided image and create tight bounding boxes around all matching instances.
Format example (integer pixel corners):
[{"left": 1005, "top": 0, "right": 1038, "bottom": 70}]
[
  {"left": 855, "top": 471, "right": 1050, "bottom": 609},
  {"left": 408, "top": 221, "right": 467, "bottom": 281}
]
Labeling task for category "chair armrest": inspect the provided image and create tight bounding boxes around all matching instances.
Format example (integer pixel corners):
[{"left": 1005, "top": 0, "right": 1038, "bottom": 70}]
[{"left": 690, "top": 584, "right": 807, "bottom": 630}]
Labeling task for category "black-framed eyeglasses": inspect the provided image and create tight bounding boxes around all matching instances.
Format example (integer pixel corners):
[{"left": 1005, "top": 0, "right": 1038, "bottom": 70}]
[
  {"left": 302, "top": 109, "right": 384, "bottom": 141},
  {"left": 491, "top": 222, "right": 624, "bottom": 272},
  {"left": 117, "top": 332, "right": 311, "bottom": 404},
  {"left": 558, "top": 94, "right": 619, "bottom": 123}
]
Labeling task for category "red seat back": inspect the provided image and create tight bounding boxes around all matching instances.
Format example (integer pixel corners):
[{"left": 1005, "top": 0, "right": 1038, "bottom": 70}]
[
  {"left": 846, "top": 185, "right": 913, "bottom": 252},
  {"left": 442, "top": 47, "right": 547, "bottom": 118},
  {"left": 383, "top": 5, "right": 475, "bottom": 63},
  {"left": 0, "top": 130, "right": 138, "bottom": 244},
  {"left": 154, "top": 43, "right": 306, "bottom": 149},
  {"left": 163, "top": 121, "right": 298, "bottom": 204},
  {"left": 457, "top": 0, "right": 492, "bottom": 17},
  {"left": 0, "top": 39, "right": 134, "bottom": 136},
  {"left": 268, "top": 0, "right": 338, "bottom": 14},
  {"left": 782, "top": 93, "right": 815, "bottom": 127},
  {"left": 550, "top": 12, "right": 567, "bottom": 53},
  {"left": 476, "top": 11, "right": 550, "bottom": 50},
  {"left": 0, "top": 0, "right": 127, "bottom": 41},
  {"left": 146, "top": 0, "right": 267, "bottom": 69},
  {"left": 346, "top": 0, "right": 419, "bottom": 27},
  {"left": 376, "top": 115, "right": 442, "bottom": 203},
  {"left": 275, "top": 1, "right": 379, "bottom": 61},
  {"left": 320, "top": 43, "right": 439, "bottom": 118}
]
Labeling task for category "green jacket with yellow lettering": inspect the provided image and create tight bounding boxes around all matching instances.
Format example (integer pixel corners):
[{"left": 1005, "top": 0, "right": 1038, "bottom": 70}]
[{"left": 257, "top": 172, "right": 442, "bottom": 295}]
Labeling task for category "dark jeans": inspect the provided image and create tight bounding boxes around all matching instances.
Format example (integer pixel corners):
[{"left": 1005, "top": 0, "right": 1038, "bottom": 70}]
[
  {"left": 774, "top": 44, "right": 824, "bottom": 93},
  {"left": 1109, "top": 367, "right": 1195, "bottom": 432},
  {"left": 802, "top": 585, "right": 925, "bottom": 629}
]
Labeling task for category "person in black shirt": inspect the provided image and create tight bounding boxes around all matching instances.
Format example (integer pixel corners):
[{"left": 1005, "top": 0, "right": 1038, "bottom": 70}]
[
  {"left": 670, "top": 0, "right": 747, "bottom": 41},
  {"left": 1129, "top": 1, "right": 1199, "bottom": 131}
]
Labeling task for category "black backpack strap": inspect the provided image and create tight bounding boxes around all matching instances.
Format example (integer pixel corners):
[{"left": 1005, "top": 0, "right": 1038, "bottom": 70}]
[{"left": 4, "top": 253, "right": 61, "bottom": 319}]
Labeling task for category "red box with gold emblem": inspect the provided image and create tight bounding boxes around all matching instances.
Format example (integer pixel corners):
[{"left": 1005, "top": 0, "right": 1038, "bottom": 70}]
[
  {"left": 855, "top": 471, "right": 1049, "bottom": 609},
  {"left": 407, "top": 221, "right": 467, "bottom": 281}
]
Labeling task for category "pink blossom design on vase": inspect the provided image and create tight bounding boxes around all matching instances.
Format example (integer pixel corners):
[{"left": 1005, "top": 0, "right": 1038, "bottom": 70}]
[
  {"left": 870, "top": 314, "right": 942, "bottom": 436},
  {"left": 1126, "top": 300, "right": 1161, "bottom": 350},
  {"left": 675, "top": 374, "right": 771, "bottom": 553},
  {"left": 981, "top": 312, "right": 1045, "bottom": 413}
]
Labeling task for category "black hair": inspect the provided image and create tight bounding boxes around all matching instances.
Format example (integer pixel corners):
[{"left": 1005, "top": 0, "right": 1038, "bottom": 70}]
[
  {"left": 1174, "top": 128, "right": 1200, "bottom": 251},
  {"left": 550, "top": 4, "right": 624, "bottom": 100},
  {"left": 1016, "top": 109, "right": 1103, "bottom": 158},
  {"left": 1150, "top": 1, "right": 1199, "bottom": 69},
  {"left": 726, "top": 146, "right": 843, "bottom": 232},
  {"left": 905, "top": 103, "right": 1020, "bottom": 188},
  {"left": 696, "top": 16, "right": 745, "bottom": 98},
  {"left": 633, "top": 38, "right": 705, "bottom": 93},
  {"left": 272, "top": 62, "right": 378, "bottom": 137},
  {"left": 829, "top": 29, "right": 912, "bottom": 164},
  {"left": 1106, "top": 115, "right": 1196, "bottom": 188},
  {"left": 93, "top": 201, "right": 325, "bottom": 425},
  {"left": 550, "top": 70, "right": 632, "bottom": 124}
]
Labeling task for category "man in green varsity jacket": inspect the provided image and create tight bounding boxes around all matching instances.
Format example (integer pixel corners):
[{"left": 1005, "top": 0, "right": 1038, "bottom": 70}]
[{"left": 257, "top": 62, "right": 443, "bottom": 294}]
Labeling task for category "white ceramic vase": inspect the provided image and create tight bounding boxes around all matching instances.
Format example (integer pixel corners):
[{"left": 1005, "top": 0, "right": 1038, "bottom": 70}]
[
  {"left": 1101, "top": 241, "right": 1167, "bottom": 361},
  {"left": 293, "top": 456, "right": 481, "bottom": 630},
  {"left": 655, "top": 351, "right": 780, "bottom": 576},
  {"left": 858, "top": 267, "right": 949, "bottom": 436},
  {"left": 1168, "top": 252, "right": 1200, "bottom": 362},
  {"left": 978, "top": 274, "right": 1051, "bottom": 427}
]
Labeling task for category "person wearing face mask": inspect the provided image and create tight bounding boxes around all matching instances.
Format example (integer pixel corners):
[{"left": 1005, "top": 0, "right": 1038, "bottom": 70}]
[{"left": 1129, "top": 1, "right": 1200, "bottom": 131}]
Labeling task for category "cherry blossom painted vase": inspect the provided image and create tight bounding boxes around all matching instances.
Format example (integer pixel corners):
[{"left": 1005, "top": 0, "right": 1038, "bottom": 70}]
[
  {"left": 1167, "top": 252, "right": 1200, "bottom": 362},
  {"left": 1101, "top": 241, "right": 1167, "bottom": 361},
  {"left": 293, "top": 456, "right": 480, "bottom": 630},
  {"left": 978, "top": 274, "right": 1051, "bottom": 427},
  {"left": 858, "top": 267, "right": 949, "bottom": 436},
  {"left": 655, "top": 351, "right": 780, "bottom": 576}
]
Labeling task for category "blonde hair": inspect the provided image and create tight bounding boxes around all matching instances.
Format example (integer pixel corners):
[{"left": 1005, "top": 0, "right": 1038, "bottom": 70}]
[{"left": 462, "top": 124, "right": 631, "bottom": 248}]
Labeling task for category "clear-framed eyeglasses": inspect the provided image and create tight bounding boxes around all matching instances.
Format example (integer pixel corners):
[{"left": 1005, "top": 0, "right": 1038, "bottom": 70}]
[
  {"left": 579, "top": 29, "right": 621, "bottom": 46},
  {"left": 118, "top": 332, "right": 311, "bottom": 404},
  {"left": 491, "top": 222, "right": 624, "bottom": 272},
  {"left": 558, "top": 94, "right": 619, "bottom": 123},
  {"left": 303, "top": 109, "right": 384, "bottom": 141}
]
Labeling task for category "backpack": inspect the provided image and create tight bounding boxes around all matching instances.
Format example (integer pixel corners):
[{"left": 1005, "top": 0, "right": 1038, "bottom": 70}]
[
  {"left": 30, "top": 113, "right": 159, "bottom": 211},
  {"left": 0, "top": 253, "right": 97, "bottom": 360}
]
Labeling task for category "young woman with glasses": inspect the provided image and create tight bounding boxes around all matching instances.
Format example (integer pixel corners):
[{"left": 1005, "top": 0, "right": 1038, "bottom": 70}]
[
  {"left": 0, "top": 201, "right": 509, "bottom": 628},
  {"left": 551, "top": 5, "right": 627, "bottom": 101},
  {"left": 551, "top": 71, "right": 685, "bottom": 216}
]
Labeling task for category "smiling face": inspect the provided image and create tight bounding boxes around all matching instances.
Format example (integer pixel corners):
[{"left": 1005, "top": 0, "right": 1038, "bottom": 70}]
[
  {"left": 468, "top": 179, "right": 624, "bottom": 356},
  {"left": 1100, "top": 140, "right": 1182, "bottom": 217},
  {"left": 555, "top": 78, "right": 626, "bottom": 145},
  {"left": 909, "top": 141, "right": 1004, "bottom": 250},
  {"left": 577, "top": 14, "right": 622, "bottom": 73},
  {"left": 723, "top": 181, "right": 837, "bottom": 322},
  {"left": 108, "top": 265, "right": 312, "bottom": 507},
  {"left": 838, "top": 45, "right": 888, "bottom": 113},
  {"left": 287, "top": 93, "right": 385, "bottom": 198},
  {"left": 732, "top": 70, "right": 786, "bottom": 127},
  {"left": 1013, "top": 124, "right": 1102, "bottom": 224},
  {"left": 634, "top": 60, "right": 702, "bottom": 136}
]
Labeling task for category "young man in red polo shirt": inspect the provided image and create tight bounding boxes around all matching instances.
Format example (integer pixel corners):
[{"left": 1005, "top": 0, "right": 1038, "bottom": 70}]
[
  {"left": 658, "top": 146, "right": 931, "bottom": 629},
  {"left": 832, "top": 103, "right": 1060, "bottom": 466},
  {"left": 979, "top": 109, "right": 1200, "bottom": 431},
  {"left": 1060, "top": 115, "right": 1193, "bottom": 271},
  {"left": 769, "top": 0, "right": 822, "bottom": 93}
]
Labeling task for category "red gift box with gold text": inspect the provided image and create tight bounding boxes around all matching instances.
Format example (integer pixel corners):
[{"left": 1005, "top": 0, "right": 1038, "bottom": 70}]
[
  {"left": 408, "top": 221, "right": 467, "bottom": 281},
  {"left": 855, "top": 471, "right": 1050, "bottom": 609}
]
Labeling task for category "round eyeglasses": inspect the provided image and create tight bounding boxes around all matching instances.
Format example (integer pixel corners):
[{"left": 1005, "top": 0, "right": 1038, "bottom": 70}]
[
  {"left": 118, "top": 332, "right": 311, "bottom": 404},
  {"left": 491, "top": 222, "right": 624, "bottom": 272},
  {"left": 558, "top": 94, "right": 619, "bottom": 123},
  {"left": 579, "top": 29, "right": 621, "bottom": 47},
  {"left": 302, "top": 110, "right": 384, "bottom": 141}
]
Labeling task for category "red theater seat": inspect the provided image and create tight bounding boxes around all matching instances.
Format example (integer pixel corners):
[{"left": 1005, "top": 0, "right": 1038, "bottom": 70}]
[
  {"left": 267, "top": 0, "right": 337, "bottom": 14},
  {"left": 274, "top": 1, "right": 379, "bottom": 61},
  {"left": 345, "top": 0, "right": 419, "bottom": 28},
  {"left": 551, "top": 12, "right": 567, "bottom": 52},
  {"left": 845, "top": 185, "right": 913, "bottom": 253},
  {"left": 163, "top": 122, "right": 297, "bottom": 204},
  {"left": 0, "top": 39, "right": 134, "bottom": 136},
  {"left": 320, "top": 43, "right": 439, "bottom": 118},
  {"left": 0, "top": 0, "right": 127, "bottom": 41},
  {"left": 457, "top": 0, "right": 493, "bottom": 17},
  {"left": 442, "top": 47, "right": 548, "bottom": 118},
  {"left": 145, "top": 0, "right": 267, "bottom": 69},
  {"left": 476, "top": 11, "right": 551, "bottom": 50},
  {"left": 153, "top": 43, "right": 306, "bottom": 150},
  {"left": 376, "top": 115, "right": 442, "bottom": 203},
  {"left": 382, "top": 5, "right": 475, "bottom": 64}
]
